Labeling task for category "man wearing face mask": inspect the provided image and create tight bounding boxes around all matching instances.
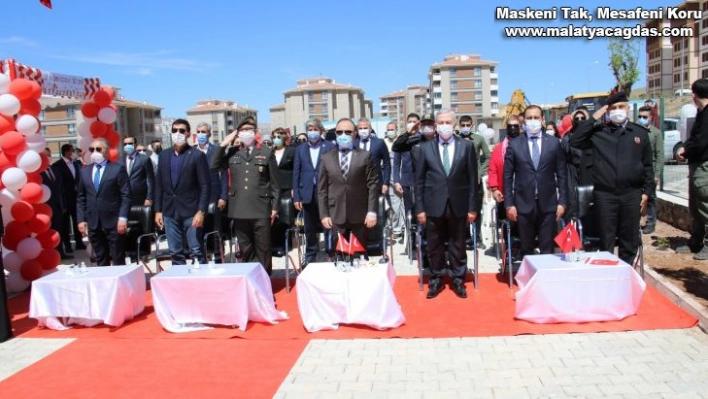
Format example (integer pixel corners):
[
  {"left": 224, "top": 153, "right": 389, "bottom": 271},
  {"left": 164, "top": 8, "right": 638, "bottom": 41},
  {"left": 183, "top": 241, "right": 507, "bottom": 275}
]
[
  {"left": 154, "top": 119, "right": 211, "bottom": 265},
  {"left": 504, "top": 106, "right": 568, "bottom": 257},
  {"left": 355, "top": 117, "right": 391, "bottom": 194},
  {"left": 636, "top": 106, "right": 664, "bottom": 235},
  {"left": 393, "top": 113, "right": 426, "bottom": 227},
  {"left": 77, "top": 138, "right": 132, "bottom": 266},
  {"left": 571, "top": 92, "right": 654, "bottom": 265},
  {"left": 195, "top": 123, "right": 228, "bottom": 213},
  {"left": 213, "top": 116, "right": 280, "bottom": 275},
  {"left": 150, "top": 139, "right": 162, "bottom": 175},
  {"left": 293, "top": 118, "right": 335, "bottom": 265},
  {"left": 119, "top": 135, "right": 154, "bottom": 207},
  {"left": 384, "top": 121, "right": 404, "bottom": 240},
  {"left": 319, "top": 118, "right": 379, "bottom": 257},
  {"left": 460, "top": 115, "right": 490, "bottom": 250}
]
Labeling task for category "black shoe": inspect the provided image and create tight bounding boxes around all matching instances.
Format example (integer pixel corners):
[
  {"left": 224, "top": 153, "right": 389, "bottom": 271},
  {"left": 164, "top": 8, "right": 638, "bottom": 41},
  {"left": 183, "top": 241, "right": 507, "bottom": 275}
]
[
  {"left": 477, "top": 242, "right": 487, "bottom": 250},
  {"left": 426, "top": 280, "right": 443, "bottom": 299},
  {"left": 641, "top": 226, "right": 655, "bottom": 235},
  {"left": 451, "top": 279, "right": 467, "bottom": 299}
]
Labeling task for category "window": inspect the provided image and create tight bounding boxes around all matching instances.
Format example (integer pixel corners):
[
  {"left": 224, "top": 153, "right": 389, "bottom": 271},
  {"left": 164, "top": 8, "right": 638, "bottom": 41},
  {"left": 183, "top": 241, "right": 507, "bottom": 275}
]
[
  {"left": 703, "top": 52, "right": 708, "bottom": 62},
  {"left": 703, "top": 69, "right": 708, "bottom": 78},
  {"left": 450, "top": 92, "right": 458, "bottom": 101},
  {"left": 473, "top": 79, "right": 482, "bottom": 88},
  {"left": 475, "top": 92, "right": 482, "bottom": 100},
  {"left": 321, "top": 92, "right": 328, "bottom": 100},
  {"left": 491, "top": 90, "right": 498, "bottom": 96},
  {"left": 450, "top": 81, "right": 457, "bottom": 89},
  {"left": 449, "top": 68, "right": 457, "bottom": 77},
  {"left": 39, "top": 110, "right": 45, "bottom": 120},
  {"left": 491, "top": 103, "right": 499, "bottom": 109},
  {"left": 308, "top": 91, "right": 314, "bottom": 101},
  {"left": 68, "top": 123, "right": 76, "bottom": 134},
  {"left": 474, "top": 67, "right": 481, "bottom": 77},
  {"left": 67, "top": 107, "right": 75, "bottom": 119}
]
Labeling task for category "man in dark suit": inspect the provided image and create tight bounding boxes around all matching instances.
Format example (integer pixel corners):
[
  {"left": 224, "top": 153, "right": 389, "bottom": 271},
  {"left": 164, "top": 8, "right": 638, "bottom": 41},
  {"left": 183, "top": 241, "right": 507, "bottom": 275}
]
[
  {"left": 154, "top": 118, "right": 211, "bottom": 265},
  {"left": 355, "top": 117, "right": 391, "bottom": 194},
  {"left": 293, "top": 118, "right": 335, "bottom": 263},
  {"left": 415, "top": 110, "right": 478, "bottom": 299},
  {"left": 53, "top": 143, "right": 85, "bottom": 253},
  {"left": 212, "top": 117, "right": 280, "bottom": 275},
  {"left": 77, "top": 138, "right": 132, "bottom": 266},
  {"left": 504, "top": 105, "right": 568, "bottom": 256},
  {"left": 119, "top": 135, "right": 154, "bottom": 206},
  {"left": 42, "top": 147, "right": 70, "bottom": 260},
  {"left": 194, "top": 123, "right": 228, "bottom": 240},
  {"left": 318, "top": 118, "right": 379, "bottom": 255}
]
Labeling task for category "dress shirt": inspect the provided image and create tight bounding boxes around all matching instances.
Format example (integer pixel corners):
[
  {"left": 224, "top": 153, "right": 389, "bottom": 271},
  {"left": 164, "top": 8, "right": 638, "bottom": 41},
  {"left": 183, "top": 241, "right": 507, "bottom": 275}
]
[
  {"left": 63, "top": 156, "right": 76, "bottom": 178},
  {"left": 92, "top": 161, "right": 126, "bottom": 223},
  {"left": 527, "top": 133, "right": 543, "bottom": 157},
  {"left": 437, "top": 137, "right": 455, "bottom": 164}
]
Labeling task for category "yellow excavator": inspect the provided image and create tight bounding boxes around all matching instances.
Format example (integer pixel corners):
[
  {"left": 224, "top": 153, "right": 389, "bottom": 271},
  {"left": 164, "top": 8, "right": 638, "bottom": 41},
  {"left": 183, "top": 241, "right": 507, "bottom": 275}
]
[{"left": 503, "top": 89, "right": 530, "bottom": 125}]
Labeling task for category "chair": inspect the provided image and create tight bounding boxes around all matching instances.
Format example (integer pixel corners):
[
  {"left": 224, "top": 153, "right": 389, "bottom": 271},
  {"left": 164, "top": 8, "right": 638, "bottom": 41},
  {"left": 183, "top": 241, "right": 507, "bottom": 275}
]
[
  {"left": 123, "top": 205, "right": 158, "bottom": 272},
  {"left": 227, "top": 219, "right": 243, "bottom": 263},
  {"left": 202, "top": 202, "right": 225, "bottom": 264},
  {"left": 284, "top": 211, "right": 307, "bottom": 293},
  {"left": 498, "top": 203, "right": 522, "bottom": 289},
  {"left": 378, "top": 195, "right": 398, "bottom": 266},
  {"left": 470, "top": 223, "right": 480, "bottom": 291},
  {"left": 366, "top": 194, "right": 388, "bottom": 256},
  {"left": 272, "top": 196, "right": 296, "bottom": 258}
]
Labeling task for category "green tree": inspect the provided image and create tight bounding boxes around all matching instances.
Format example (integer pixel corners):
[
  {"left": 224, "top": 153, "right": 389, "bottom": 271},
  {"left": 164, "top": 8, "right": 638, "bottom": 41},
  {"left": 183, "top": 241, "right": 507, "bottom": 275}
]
[{"left": 607, "top": 38, "right": 641, "bottom": 98}]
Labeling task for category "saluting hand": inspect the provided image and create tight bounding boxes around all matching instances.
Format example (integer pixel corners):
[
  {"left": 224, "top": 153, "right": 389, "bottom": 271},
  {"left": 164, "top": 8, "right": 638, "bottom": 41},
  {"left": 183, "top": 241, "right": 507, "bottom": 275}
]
[{"left": 222, "top": 131, "right": 238, "bottom": 148}]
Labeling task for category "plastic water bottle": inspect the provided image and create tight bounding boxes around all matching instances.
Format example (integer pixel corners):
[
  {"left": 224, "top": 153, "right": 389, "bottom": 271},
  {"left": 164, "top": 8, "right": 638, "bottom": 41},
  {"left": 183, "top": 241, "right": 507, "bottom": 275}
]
[
  {"left": 80, "top": 261, "right": 87, "bottom": 274},
  {"left": 359, "top": 255, "right": 366, "bottom": 268},
  {"left": 208, "top": 254, "right": 216, "bottom": 269},
  {"left": 193, "top": 257, "right": 201, "bottom": 269}
]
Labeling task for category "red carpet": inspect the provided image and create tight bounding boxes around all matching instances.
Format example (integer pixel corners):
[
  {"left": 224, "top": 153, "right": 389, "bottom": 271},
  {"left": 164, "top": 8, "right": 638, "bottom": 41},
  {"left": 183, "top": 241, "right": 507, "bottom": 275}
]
[
  {"left": 9, "top": 274, "right": 697, "bottom": 340},
  {"left": 0, "top": 338, "right": 307, "bottom": 399}
]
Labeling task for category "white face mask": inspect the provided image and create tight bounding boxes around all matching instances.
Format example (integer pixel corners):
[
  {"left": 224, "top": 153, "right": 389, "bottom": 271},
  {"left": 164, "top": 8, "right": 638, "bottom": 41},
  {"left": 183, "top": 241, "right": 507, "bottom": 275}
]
[
  {"left": 90, "top": 150, "right": 105, "bottom": 164},
  {"left": 239, "top": 130, "right": 255, "bottom": 146},
  {"left": 609, "top": 109, "right": 627, "bottom": 125},
  {"left": 525, "top": 119, "right": 543, "bottom": 135},
  {"left": 421, "top": 125, "right": 435, "bottom": 138},
  {"left": 437, "top": 124, "right": 454, "bottom": 140},
  {"left": 358, "top": 129, "right": 370, "bottom": 140},
  {"left": 171, "top": 133, "right": 186, "bottom": 146},
  {"left": 386, "top": 130, "right": 396, "bottom": 139}
]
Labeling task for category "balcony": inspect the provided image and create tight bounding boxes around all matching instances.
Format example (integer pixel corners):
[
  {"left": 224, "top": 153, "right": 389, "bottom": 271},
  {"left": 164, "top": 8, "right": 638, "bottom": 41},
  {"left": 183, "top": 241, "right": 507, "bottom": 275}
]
[
  {"left": 432, "top": 74, "right": 441, "bottom": 82},
  {"left": 490, "top": 96, "right": 499, "bottom": 102},
  {"left": 490, "top": 85, "right": 499, "bottom": 91},
  {"left": 490, "top": 73, "right": 498, "bottom": 79},
  {"left": 491, "top": 109, "right": 500, "bottom": 115},
  {"left": 433, "top": 86, "right": 442, "bottom": 93}
]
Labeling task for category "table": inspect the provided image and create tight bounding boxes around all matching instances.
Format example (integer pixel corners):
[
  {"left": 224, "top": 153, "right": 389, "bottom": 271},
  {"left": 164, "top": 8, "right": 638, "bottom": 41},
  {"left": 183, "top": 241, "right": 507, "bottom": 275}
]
[
  {"left": 29, "top": 265, "right": 146, "bottom": 330},
  {"left": 296, "top": 262, "right": 406, "bottom": 332},
  {"left": 150, "top": 263, "right": 288, "bottom": 333},
  {"left": 514, "top": 252, "right": 646, "bottom": 323}
]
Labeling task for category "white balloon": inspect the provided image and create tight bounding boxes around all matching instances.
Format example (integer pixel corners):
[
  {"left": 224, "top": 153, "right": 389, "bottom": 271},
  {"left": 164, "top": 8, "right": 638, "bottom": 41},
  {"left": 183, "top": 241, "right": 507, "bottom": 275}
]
[
  {"left": 40, "top": 184, "right": 51, "bottom": 203},
  {"left": 5, "top": 272, "right": 30, "bottom": 293},
  {"left": 16, "top": 150, "right": 42, "bottom": 173},
  {"left": 2, "top": 167, "right": 27, "bottom": 191},
  {"left": 477, "top": 123, "right": 488, "bottom": 134},
  {"left": 79, "top": 135, "right": 92, "bottom": 150},
  {"left": 0, "top": 93, "right": 20, "bottom": 116},
  {"left": 1, "top": 205, "right": 13, "bottom": 224},
  {"left": 84, "top": 117, "right": 97, "bottom": 124},
  {"left": 17, "top": 237, "right": 42, "bottom": 260},
  {"left": 78, "top": 121, "right": 91, "bottom": 138},
  {"left": 483, "top": 128, "right": 495, "bottom": 138},
  {"left": 15, "top": 115, "right": 40, "bottom": 136},
  {"left": 0, "top": 74, "right": 10, "bottom": 95},
  {"left": 97, "top": 107, "right": 117, "bottom": 124},
  {"left": 25, "top": 134, "right": 46, "bottom": 153},
  {"left": 3, "top": 251, "right": 24, "bottom": 274}
]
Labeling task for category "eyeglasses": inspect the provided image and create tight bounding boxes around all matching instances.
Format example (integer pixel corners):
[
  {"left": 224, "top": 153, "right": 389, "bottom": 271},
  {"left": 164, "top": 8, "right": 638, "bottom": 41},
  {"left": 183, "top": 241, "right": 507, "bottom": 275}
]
[
  {"left": 507, "top": 124, "right": 520, "bottom": 128},
  {"left": 123, "top": 142, "right": 135, "bottom": 146},
  {"left": 574, "top": 117, "right": 586, "bottom": 121},
  {"left": 171, "top": 128, "right": 187, "bottom": 133},
  {"left": 88, "top": 147, "right": 104, "bottom": 153},
  {"left": 335, "top": 130, "right": 354, "bottom": 135}
]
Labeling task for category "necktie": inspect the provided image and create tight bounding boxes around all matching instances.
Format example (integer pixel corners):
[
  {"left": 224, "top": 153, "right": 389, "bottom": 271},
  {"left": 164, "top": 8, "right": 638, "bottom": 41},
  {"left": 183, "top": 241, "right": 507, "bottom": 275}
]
[
  {"left": 127, "top": 157, "right": 133, "bottom": 176},
  {"left": 340, "top": 151, "right": 350, "bottom": 180},
  {"left": 442, "top": 142, "right": 450, "bottom": 176},
  {"left": 47, "top": 167, "right": 55, "bottom": 182},
  {"left": 362, "top": 140, "right": 369, "bottom": 151},
  {"left": 531, "top": 136, "right": 540, "bottom": 169},
  {"left": 93, "top": 164, "right": 102, "bottom": 191}
]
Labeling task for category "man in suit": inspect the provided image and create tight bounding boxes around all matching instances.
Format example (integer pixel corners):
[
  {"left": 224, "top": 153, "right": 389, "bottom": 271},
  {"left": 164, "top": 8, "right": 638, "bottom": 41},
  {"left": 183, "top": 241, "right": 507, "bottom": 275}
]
[
  {"left": 42, "top": 147, "right": 71, "bottom": 260},
  {"left": 415, "top": 109, "right": 478, "bottom": 299},
  {"left": 293, "top": 118, "right": 335, "bottom": 264},
  {"left": 504, "top": 105, "right": 568, "bottom": 257},
  {"left": 53, "top": 143, "right": 85, "bottom": 253},
  {"left": 154, "top": 118, "right": 211, "bottom": 265},
  {"left": 212, "top": 117, "right": 280, "bottom": 275},
  {"left": 77, "top": 138, "right": 132, "bottom": 266},
  {"left": 150, "top": 139, "right": 162, "bottom": 174},
  {"left": 355, "top": 117, "right": 391, "bottom": 194},
  {"left": 319, "top": 118, "right": 379, "bottom": 256},
  {"left": 119, "top": 135, "right": 154, "bottom": 206},
  {"left": 195, "top": 123, "right": 228, "bottom": 240}
]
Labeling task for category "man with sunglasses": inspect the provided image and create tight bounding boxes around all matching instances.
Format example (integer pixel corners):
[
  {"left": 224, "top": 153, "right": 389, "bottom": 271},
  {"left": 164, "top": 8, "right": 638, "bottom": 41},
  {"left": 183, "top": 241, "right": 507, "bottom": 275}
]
[
  {"left": 119, "top": 135, "right": 154, "bottom": 207},
  {"left": 76, "top": 138, "right": 132, "bottom": 266},
  {"left": 154, "top": 119, "right": 211, "bottom": 265}
]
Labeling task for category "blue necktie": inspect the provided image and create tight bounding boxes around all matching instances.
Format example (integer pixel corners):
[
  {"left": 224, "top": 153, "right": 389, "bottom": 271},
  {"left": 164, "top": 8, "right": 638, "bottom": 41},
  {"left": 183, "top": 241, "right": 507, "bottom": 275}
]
[
  {"left": 93, "top": 164, "right": 102, "bottom": 191},
  {"left": 531, "top": 136, "right": 540, "bottom": 170}
]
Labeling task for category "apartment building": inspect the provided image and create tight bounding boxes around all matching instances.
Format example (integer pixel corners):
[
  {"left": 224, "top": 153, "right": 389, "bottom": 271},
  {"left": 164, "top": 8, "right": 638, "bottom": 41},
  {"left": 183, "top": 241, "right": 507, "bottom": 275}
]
[
  {"left": 428, "top": 54, "right": 499, "bottom": 119},
  {"left": 379, "top": 85, "right": 430, "bottom": 129},
  {"left": 186, "top": 99, "right": 257, "bottom": 143},
  {"left": 645, "top": 0, "right": 703, "bottom": 97},
  {"left": 39, "top": 87, "right": 162, "bottom": 158}
]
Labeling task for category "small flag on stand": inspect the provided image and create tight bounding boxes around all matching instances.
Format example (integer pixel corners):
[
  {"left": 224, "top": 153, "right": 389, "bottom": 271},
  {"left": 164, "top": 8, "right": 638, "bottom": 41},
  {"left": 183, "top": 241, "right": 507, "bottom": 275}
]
[
  {"left": 554, "top": 223, "right": 581, "bottom": 253},
  {"left": 349, "top": 232, "right": 366, "bottom": 254},
  {"left": 335, "top": 233, "right": 351, "bottom": 255},
  {"left": 40, "top": 0, "right": 52, "bottom": 9}
]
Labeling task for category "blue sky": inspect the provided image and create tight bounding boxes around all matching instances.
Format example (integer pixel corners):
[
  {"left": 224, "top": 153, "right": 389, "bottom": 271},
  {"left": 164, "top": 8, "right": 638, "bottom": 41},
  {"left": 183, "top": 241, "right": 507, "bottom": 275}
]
[{"left": 0, "top": 0, "right": 678, "bottom": 122}]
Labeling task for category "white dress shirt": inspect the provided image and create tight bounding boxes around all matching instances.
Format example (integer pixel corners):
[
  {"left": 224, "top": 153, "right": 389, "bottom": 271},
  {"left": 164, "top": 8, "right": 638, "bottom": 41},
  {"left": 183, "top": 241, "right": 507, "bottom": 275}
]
[
  {"left": 63, "top": 156, "right": 76, "bottom": 179},
  {"left": 437, "top": 137, "right": 455, "bottom": 166}
]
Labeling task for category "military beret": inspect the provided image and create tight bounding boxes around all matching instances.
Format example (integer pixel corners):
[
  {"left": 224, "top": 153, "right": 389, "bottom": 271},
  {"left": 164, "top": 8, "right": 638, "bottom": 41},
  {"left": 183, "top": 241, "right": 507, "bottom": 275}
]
[
  {"left": 607, "top": 91, "right": 628, "bottom": 105},
  {"left": 236, "top": 116, "right": 257, "bottom": 131},
  {"left": 420, "top": 113, "right": 434, "bottom": 122}
]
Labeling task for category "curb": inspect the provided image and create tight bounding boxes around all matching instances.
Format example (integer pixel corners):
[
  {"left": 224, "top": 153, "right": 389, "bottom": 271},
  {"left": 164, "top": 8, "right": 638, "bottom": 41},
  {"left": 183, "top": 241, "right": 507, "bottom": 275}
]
[{"left": 644, "top": 265, "right": 708, "bottom": 333}]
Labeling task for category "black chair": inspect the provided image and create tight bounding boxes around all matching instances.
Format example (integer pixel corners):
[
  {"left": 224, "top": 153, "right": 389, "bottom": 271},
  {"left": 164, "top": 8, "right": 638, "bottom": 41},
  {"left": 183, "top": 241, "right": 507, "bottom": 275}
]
[
  {"left": 284, "top": 211, "right": 307, "bottom": 293},
  {"left": 123, "top": 205, "right": 156, "bottom": 272},
  {"left": 498, "top": 203, "right": 522, "bottom": 289},
  {"left": 203, "top": 202, "right": 225, "bottom": 264},
  {"left": 365, "top": 194, "right": 388, "bottom": 256},
  {"left": 273, "top": 196, "right": 296, "bottom": 257}
]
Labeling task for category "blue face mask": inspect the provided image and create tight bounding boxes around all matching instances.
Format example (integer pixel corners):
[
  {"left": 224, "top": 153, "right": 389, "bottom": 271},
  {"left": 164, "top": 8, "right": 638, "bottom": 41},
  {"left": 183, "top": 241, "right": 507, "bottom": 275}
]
[
  {"left": 637, "top": 117, "right": 650, "bottom": 126},
  {"left": 337, "top": 134, "right": 353, "bottom": 150},
  {"left": 273, "top": 137, "right": 283, "bottom": 147},
  {"left": 124, "top": 144, "right": 135, "bottom": 155},
  {"left": 307, "top": 131, "right": 321, "bottom": 142},
  {"left": 196, "top": 133, "right": 208, "bottom": 145}
]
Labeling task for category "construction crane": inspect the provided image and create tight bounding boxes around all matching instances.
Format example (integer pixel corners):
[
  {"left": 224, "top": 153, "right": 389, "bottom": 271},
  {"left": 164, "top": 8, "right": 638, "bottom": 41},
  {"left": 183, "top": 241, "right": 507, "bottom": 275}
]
[{"left": 503, "top": 89, "right": 530, "bottom": 125}]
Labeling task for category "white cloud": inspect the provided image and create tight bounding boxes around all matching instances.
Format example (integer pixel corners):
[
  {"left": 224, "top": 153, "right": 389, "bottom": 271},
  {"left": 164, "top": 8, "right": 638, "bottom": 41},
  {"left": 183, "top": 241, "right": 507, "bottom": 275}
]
[
  {"left": 0, "top": 36, "right": 38, "bottom": 47},
  {"left": 125, "top": 67, "right": 153, "bottom": 76},
  {"left": 45, "top": 50, "right": 219, "bottom": 73}
]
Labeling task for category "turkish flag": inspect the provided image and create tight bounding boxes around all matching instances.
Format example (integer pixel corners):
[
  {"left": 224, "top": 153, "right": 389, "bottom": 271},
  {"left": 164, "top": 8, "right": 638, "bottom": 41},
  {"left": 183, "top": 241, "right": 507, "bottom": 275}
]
[
  {"left": 589, "top": 259, "right": 620, "bottom": 266},
  {"left": 40, "top": 0, "right": 52, "bottom": 9},
  {"left": 335, "top": 233, "right": 351, "bottom": 255},
  {"left": 349, "top": 232, "right": 366, "bottom": 254},
  {"left": 554, "top": 223, "right": 581, "bottom": 253}
]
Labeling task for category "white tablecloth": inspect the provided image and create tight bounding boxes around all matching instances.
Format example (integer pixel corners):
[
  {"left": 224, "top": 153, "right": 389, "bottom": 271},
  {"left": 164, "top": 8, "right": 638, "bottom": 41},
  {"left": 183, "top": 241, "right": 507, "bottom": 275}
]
[
  {"left": 296, "top": 262, "right": 406, "bottom": 332},
  {"left": 29, "top": 265, "right": 146, "bottom": 330},
  {"left": 150, "top": 263, "right": 288, "bottom": 333},
  {"left": 514, "top": 252, "right": 646, "bottom": 323}
]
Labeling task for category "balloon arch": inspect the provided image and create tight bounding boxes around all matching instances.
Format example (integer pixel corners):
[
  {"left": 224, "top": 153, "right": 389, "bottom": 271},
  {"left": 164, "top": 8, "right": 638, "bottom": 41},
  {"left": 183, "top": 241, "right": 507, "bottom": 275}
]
[{"left": 0, "top": 59, "right": 118, "bottom": 292}]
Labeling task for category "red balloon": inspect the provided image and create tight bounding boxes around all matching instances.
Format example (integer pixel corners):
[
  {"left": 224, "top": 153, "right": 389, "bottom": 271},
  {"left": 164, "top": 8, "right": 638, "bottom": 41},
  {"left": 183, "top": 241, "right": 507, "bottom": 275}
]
[
  {"left": 20, "top": 182, "right": 43, "bottom": 203},
  {"left": 4, "top": 220, "right": 30, "bottom": 250},
  {"left": 0, "top": 131, "right": 27, "bottom": 155},
  {"left": 33, "top": 203, "right": 53, "bottom": 218},
  {"left": 20, "top": 259, "right": 43, "bottom": 281},
  {"left": 36, "top": 229, "right": 60, "bottom": 250},
  {"left": 26, "top": 172, "right": 42, "bottom": 185},
  {"left": 94, "top": 90, "right": 111, "bottom": 107},
  {"left": 102, "top": 87, "right": 115, "bottom": 100},
  {"left": 19, "top": 99, "right": 42, "bottom": 116},
  {"left": 0, "top": 151, "right": 14, "bottom": 170},
  {"left": 108, "top": 148, "right": 119, "bottom": 162},
  {"left": 9, "top": 79, "right": 35, "bottom": 101},
  {"left": 81, "top": 101, "right": 100, "bottom": 118},
  {"left": 105, "top": 130, "right": 119, "bottom": 148},
  {"left": 0, "top": 114, "right": 14, "bottom": 134},
  {"left": 28, "top": 213, "right": 51, "bottom": 234},
  {"left": 38, "top": 152, "right": 49, "bottom": 172},
  {"left": 36, "top": 248, "right": 60, "bottom": 270},
  {"left": 90, "top": 121, "right": 107, "bottom": 137},
  {"left": 11, "top": 201, "right": 35, "bottom": 222},
  {"left": 28, "top": 81, "right": 42, "bottom": 101}
]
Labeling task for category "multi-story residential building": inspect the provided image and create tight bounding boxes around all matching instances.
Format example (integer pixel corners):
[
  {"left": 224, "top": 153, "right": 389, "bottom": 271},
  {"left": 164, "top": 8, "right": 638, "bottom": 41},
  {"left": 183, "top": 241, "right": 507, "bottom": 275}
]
[
  {"left": 645, "top": 0, "right": 702, "bottom": 97},
  {"left": 270, "top": 77, "right": 372, "bottom": 133},
  {"left": 186, "top": 99, "right": 257, "bottom": 143},
  {"left": 428, "top": 54, "right": 499, "bottom": 119},
  {"left": 39, "top": 86, "right": 162, "bottom": 159},
  {"left": 380, "top": 85, "right": 430, "bottom": 129}
]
